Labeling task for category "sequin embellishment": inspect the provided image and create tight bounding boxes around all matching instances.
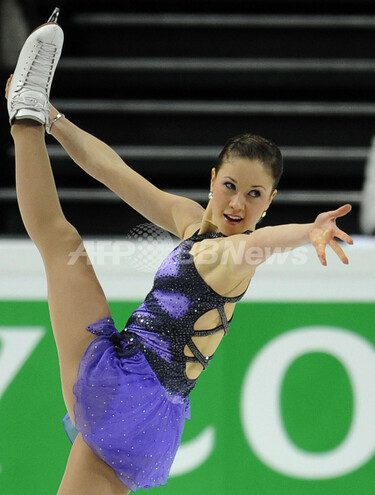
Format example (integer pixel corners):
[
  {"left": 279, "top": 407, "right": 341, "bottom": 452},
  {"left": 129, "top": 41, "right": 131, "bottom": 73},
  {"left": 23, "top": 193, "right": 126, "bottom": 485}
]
[{"left": 64, "top": 229, "right": 251, "bottom": 492}]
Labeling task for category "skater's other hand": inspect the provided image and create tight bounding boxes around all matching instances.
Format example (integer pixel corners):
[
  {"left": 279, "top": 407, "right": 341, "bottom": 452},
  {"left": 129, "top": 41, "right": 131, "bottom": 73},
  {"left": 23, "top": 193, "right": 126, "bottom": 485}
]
[
  {"left": 309, "top": 204, "right": 353, "bottom": 266},
  {"left": 5, "top": 74, "right": 13, "bottom": 99}
]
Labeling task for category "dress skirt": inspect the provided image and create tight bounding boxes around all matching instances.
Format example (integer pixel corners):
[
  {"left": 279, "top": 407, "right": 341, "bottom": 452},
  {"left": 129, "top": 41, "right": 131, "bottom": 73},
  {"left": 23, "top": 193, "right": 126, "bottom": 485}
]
[{"left": 62, "top": 317, "right": 190, "bottom": 492}]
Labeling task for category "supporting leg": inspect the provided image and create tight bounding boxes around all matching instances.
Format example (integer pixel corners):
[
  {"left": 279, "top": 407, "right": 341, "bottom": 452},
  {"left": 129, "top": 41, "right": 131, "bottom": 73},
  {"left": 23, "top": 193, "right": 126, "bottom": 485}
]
[{"left": 57, "top": 435, "right": 130, "bottom": 495}]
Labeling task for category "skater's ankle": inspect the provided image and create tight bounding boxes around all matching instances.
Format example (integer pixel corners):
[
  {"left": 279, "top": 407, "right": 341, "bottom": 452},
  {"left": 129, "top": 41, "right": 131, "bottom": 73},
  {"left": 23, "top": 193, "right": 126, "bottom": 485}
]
[{"left": 11, "top": 120, "right": 44, "bottom": 136}]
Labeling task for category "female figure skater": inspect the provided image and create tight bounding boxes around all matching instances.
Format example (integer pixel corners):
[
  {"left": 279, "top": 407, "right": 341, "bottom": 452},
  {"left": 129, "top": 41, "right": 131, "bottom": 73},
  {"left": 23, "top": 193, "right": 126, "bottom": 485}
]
[{"left": 6, "top": 20, "right": 353, "bottom": 495}]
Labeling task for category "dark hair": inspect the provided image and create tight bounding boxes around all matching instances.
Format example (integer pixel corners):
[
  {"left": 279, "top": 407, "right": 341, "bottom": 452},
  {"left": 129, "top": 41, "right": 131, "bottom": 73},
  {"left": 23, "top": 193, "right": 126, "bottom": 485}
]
[{"left": 216, "top": 133, "right": 283, "bottom": 190}]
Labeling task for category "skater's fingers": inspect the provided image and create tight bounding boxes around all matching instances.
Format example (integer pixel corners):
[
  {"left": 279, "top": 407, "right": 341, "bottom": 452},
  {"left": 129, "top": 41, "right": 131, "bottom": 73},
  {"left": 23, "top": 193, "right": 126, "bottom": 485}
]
[
  {"left": 331, "top": 203, "right": 352, "bottom": 219},
  {"left": 329, "top": 239, "right": 349, "bottom": 264},
  {"left": 5, "top": 74, "right": 12, "bottom": 88},
  {"left": 314, "top": 241, "right": 327, "bottom": 266},
  {"left": 5, "top": 74, "right": 13, "bottom": 99}
]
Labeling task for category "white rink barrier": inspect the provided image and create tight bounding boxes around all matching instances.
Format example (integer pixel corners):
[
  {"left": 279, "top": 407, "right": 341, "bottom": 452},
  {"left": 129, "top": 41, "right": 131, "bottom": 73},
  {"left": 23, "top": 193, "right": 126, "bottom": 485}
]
[{"left": 0, "top": 235, "right": 374, "bottom": 301}]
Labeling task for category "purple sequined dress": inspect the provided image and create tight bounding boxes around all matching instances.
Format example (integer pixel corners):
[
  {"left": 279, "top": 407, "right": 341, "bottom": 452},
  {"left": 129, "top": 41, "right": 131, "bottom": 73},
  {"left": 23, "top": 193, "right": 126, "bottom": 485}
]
[{"left": 62, "top": 230, "right": 250, "bottom": 491}]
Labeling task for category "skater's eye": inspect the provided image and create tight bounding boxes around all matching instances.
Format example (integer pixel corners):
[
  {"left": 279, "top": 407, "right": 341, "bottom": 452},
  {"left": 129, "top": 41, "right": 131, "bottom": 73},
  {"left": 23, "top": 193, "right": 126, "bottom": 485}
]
[{"left": 248, "top": 190, "right": 261, "bottom": 198}]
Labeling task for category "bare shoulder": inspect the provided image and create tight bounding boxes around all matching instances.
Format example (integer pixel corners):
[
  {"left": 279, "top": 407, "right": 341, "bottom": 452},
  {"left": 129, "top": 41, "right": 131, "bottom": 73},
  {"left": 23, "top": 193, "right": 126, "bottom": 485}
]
[
  {"left": 191, "top": 235, "right": 255, "bottom": 297},
  {"left": 170, "top": 197, "right": 205, "bottom": 240},
  {"left": 182, "top": 221, "right": 202, "bottom": 240}
]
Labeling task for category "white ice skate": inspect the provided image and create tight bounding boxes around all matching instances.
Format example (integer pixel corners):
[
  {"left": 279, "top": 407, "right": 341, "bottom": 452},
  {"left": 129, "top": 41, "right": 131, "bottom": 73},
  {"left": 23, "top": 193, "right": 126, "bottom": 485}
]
[{"left": 7, "top": 14, "right": 64, "bottom": 125}]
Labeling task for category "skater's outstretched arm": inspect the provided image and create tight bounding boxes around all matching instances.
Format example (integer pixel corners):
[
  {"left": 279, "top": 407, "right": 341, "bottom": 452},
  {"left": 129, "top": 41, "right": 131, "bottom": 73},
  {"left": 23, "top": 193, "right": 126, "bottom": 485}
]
[
  {"left": 224, "top": 204, "right": 353, "bottom": 273},
  {"left": 49, "top": 103, "right": 204, "bottom": 239}
]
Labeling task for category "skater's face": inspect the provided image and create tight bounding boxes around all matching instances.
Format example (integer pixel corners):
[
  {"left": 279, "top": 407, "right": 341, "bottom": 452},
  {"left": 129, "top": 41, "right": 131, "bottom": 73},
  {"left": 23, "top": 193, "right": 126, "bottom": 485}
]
[{"left": 209, "top": 158, "right": 277, "bottom": 235}]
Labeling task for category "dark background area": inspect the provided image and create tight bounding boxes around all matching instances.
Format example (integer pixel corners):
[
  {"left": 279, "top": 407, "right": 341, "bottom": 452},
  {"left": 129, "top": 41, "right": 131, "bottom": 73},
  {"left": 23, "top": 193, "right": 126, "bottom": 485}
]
[{"left": 2, "top": 0, "right": 375, "bottom": 237}]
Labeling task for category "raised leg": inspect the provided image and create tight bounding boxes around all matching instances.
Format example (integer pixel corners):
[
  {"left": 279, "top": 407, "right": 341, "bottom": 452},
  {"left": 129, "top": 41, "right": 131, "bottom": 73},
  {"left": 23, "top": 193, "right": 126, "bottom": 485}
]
[
  {"left": 7, "top": 21, "right": 133, "bottom": 493},
  {"left": 11, "top": 121, "right": 111, "bottom": 420}
]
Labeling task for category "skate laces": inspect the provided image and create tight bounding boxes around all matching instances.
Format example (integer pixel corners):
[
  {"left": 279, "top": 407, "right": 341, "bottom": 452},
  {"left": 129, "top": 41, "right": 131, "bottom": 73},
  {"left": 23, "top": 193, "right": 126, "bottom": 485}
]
[
  {"left": 10, "top": 93, "right": 49, "bottom": 113},
  {"left": 15, "top": 41, "right": 58, "bottom": 95}
]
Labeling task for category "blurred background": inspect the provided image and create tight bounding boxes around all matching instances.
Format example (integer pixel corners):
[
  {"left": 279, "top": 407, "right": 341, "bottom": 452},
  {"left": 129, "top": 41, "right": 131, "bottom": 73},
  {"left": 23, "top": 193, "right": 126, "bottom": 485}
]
[{"left": 2, "top": 0, "right": 375, "bottom": 237}]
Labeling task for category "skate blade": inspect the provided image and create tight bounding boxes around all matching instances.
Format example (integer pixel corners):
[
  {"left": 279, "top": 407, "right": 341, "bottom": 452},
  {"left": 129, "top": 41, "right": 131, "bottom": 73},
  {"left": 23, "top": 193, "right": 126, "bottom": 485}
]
[{"left": 47, "top": 7, "right": 60, "bottom": 23}]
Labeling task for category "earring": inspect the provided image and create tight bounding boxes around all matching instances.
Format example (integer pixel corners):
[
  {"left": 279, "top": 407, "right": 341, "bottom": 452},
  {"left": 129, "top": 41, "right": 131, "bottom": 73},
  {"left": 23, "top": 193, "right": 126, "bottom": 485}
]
[
  {"left": 208, "top": 192, "right": 213, "bottom": 200},
  {"left": 261, "top": 211, "right": 267, "bottom": 218}
]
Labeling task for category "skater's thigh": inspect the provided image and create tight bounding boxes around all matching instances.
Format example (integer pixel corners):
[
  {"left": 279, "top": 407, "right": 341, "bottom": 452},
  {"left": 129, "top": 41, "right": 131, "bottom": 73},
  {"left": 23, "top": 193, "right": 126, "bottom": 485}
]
[
  {"left": 40, "top": 225, "right": 111, "bottom": 418},
  {"left": 58, "top": 434, "right": 130, "bottom": 495}
]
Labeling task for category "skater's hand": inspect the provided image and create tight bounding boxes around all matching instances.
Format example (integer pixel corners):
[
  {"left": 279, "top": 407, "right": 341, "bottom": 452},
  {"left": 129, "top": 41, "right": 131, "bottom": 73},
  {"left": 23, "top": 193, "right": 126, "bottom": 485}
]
[
  {"left": 309, "top": 204, "right": 353, "bottom": 265},
  {"left": 5, "top": 74, "right": 13, "bottom": 99}
]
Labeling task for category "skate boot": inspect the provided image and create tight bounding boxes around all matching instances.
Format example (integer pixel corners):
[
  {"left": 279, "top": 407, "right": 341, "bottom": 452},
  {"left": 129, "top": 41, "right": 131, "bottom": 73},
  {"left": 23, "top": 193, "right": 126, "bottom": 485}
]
[{"left": 7, "top": 18, "right": 63, "bottom": 125}]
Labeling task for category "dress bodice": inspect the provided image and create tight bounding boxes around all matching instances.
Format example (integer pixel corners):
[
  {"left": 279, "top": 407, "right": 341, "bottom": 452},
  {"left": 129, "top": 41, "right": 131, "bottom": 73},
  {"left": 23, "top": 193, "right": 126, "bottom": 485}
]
[{"left": 121, "top": 230, "right": 251, "bottom": 398}]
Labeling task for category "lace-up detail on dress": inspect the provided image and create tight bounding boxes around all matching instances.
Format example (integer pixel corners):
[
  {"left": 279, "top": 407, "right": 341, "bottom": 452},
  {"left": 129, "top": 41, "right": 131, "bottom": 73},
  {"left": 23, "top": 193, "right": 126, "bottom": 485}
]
[
  {"left": 185, "top": 305, "right": 231, "bottom": 371},
  {"left": 121, "top": 229, "right": 251, "bottom": 397}
]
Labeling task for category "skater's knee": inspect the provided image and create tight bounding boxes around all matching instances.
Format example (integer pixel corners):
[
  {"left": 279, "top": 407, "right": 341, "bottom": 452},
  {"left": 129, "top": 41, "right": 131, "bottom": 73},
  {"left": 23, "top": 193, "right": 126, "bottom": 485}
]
[{"left": 37, "top": 219, "right": 83, "bottom": 256}]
